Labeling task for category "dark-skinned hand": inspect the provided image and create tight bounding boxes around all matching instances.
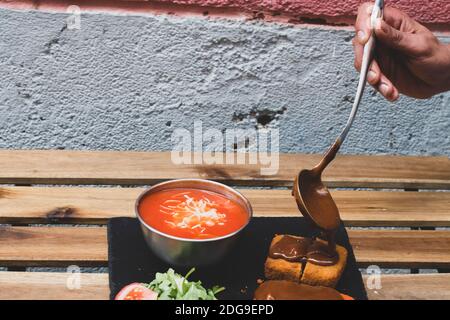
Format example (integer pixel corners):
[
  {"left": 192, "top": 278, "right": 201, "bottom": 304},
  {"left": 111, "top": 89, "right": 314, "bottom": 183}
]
[{"left": 353, "top": 2, "right": 450, "bottom": 100}]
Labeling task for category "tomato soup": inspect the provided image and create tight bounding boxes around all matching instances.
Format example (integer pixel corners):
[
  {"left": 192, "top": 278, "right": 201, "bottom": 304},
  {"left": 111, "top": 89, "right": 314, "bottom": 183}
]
[{"left": 138, "top": 188, "right": 249, "bottom": 239}]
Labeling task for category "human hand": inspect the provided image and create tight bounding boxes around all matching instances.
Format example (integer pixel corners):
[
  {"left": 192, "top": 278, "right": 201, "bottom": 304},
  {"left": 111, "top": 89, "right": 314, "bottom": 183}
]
[{"left": 353, "top": 2, "right": 450, "bottom": 100}]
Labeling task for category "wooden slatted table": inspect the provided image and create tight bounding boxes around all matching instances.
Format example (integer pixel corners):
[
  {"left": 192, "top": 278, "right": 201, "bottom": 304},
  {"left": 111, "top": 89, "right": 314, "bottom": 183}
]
[{"left": 0, "top": 150, "right": 449, "bottom": 300}]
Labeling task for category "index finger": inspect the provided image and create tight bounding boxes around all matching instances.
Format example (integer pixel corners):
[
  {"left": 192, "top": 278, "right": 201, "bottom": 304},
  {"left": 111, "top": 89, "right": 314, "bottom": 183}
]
[{"left": 355, "top": 2, "right": 374, "bottom": 45}]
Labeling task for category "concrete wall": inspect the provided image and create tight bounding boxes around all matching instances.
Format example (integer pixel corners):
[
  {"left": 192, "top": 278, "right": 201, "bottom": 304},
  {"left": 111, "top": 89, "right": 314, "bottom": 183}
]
[{"left": 0, "top": 7, "right": 449, "bottom": 155}]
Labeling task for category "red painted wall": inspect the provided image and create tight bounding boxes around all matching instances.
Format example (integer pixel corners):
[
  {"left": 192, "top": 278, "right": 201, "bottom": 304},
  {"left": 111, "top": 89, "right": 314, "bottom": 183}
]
[
  {"left": 1, "top": 0, "right": 449, "bottom": 25},
  {"left": 158, "top": 0, "right": 450, "bottom": 24}
]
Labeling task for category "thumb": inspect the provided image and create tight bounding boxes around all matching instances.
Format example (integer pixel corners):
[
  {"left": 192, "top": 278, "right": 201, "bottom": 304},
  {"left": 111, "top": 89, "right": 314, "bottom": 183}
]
[{"left": 374, "top": 18, "right": 418, "bottom": 55}]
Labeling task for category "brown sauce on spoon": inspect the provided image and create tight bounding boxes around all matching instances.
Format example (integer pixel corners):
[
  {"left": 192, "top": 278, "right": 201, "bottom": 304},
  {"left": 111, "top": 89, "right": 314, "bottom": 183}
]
[
  {"left": 298, "top": 140, "right": 342, "bottom": 232},
  {"left": 254, "top": 280, "right": 344, "bottom": 300},
  {"left": 269, "top": 235, "right": 337, "bottom": 266}
]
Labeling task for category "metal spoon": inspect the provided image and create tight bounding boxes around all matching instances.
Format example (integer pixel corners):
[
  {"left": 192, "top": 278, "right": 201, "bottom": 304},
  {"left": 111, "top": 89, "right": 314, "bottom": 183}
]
[{"left": 293, "top": 1, "right": 384, "bottom": 235}]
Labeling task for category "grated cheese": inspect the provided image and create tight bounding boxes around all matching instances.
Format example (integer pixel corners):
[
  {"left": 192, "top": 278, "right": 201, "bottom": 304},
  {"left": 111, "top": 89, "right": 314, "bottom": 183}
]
[{"left": 161, "top": 193, "right": 227, "bottom": 235}]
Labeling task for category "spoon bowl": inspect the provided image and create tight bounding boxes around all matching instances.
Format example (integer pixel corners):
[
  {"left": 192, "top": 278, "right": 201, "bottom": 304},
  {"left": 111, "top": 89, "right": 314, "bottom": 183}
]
[{"left": 293, "top": 169, "right": 341, "bottom": 232}]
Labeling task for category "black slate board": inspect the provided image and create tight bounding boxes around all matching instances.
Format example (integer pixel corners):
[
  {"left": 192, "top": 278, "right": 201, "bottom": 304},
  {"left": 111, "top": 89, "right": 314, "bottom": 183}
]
[{"left": 108, "top": 217, "right": 367, "bottom": 300}]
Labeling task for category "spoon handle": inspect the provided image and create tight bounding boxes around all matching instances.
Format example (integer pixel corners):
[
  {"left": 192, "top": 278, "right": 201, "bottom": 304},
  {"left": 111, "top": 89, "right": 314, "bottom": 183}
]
[
  {"left": 338, "top": 37, "right": 375, "bottom": 144},
  {"left": 339, "top": 0, "right": 384, "bottom": 145},
  {"left": 314, "top": 0, "right": 383, "bottom": 173}
]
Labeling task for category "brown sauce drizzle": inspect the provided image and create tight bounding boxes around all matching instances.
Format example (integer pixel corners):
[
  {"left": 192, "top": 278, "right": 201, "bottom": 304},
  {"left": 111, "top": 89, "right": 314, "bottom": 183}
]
[
  {"left": 268, "top": 235, "right": 311, "bottom": 262},
  {"left": 269, "top": 235, "right": 337, "bottom": 266},
  {"left": 291, "top": 139, "right": 344, "bottom": 265},
  {"left": 254, "top": 280, "right": 343, "bottom": 300}
]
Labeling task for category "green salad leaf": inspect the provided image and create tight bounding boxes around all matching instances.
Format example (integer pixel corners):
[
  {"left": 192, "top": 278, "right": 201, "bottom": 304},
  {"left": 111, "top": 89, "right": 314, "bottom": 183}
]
[{"left": 145, "top": 268, "right": 225, "bottom": 300}]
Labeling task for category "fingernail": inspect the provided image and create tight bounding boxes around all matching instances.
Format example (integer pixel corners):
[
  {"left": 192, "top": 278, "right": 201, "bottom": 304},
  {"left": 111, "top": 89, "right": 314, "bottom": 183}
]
[
  {"left": 367, "top": 71, "right": 377, "bottom": 83},
  {"left": 366, "top": 5, "right": 374, "bottom": 14},
  {"left": 379, "top": 83, "right": 390, "bottom": 96},
  {"left": 391, "top": 89, "right": 400, "bottom": 101},
  {"left": 357, "top": 30, "right": 367, "bottom": 42}
]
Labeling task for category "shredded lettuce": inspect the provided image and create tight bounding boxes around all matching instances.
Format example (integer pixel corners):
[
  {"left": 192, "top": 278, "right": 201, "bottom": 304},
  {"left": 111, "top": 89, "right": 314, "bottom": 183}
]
[{"left": 145, "top": 268, "right": 225, "bottom": 300}]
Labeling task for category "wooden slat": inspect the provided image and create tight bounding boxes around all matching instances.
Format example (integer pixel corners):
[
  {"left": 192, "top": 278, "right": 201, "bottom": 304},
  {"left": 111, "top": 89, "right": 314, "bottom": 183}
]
[
  {"left": 1, "top": 226, "right": 450, "bottom": 268},
  {"left": 0, "top": 272, "right": 449, "bottom": 300},
  {"left": 364, "top": 274, "right": 450, "bottom": 300},
  {"left": 0, "top": 186, "right": 138, "bottom": 225},
  {"left": 0, "top": 226, "right": 107, "bottom": 267},
  {"left": 0, "top": 272, "right": 109, "bottom": 300},
  {"left": 350, "top": 229, "right": 450, "bottom": 268},
  {"left": 1, "top": 187, "right": 449, "bottom": 227},
  {"left": 0, "top": 150, "right": 448, "bottom": 188}
]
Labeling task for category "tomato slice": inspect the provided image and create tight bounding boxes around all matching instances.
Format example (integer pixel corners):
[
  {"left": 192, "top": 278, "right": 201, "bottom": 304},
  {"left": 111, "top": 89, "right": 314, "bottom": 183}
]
[
  {"left": 115, "top": 283, "right": 158, "bottom": 300},
  {"left": 340, "top": 294, "right": 354, "bottom": 300}
]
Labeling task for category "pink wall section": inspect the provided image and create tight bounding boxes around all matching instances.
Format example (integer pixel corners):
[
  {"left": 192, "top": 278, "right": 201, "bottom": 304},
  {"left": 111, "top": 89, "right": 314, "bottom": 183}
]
[
  {"left": 0, "top": 0, "right": 449, "bottom": 25},
  {"left": 159, "top": 0, "right": 450, "bottom": 24}
]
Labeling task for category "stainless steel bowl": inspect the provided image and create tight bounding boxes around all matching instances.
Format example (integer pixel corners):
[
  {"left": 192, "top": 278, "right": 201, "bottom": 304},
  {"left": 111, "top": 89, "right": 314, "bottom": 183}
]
[{"left": 135, "top": 179, "right": 253, "bottom": 266}]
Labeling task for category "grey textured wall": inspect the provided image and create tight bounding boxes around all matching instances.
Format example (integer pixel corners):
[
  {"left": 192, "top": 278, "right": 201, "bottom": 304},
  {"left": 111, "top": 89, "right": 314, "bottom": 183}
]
[{"left": 0, "top": 9, "right": 449, "bottom": 155}]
